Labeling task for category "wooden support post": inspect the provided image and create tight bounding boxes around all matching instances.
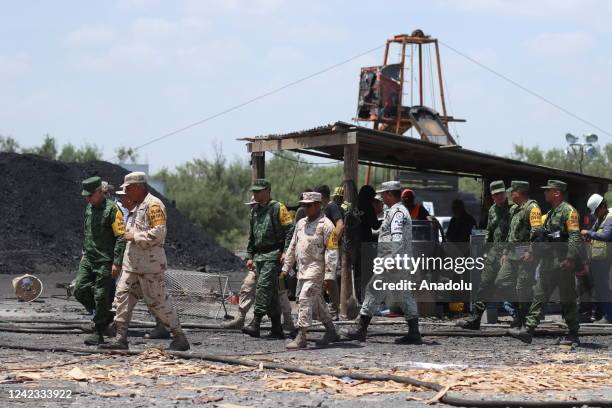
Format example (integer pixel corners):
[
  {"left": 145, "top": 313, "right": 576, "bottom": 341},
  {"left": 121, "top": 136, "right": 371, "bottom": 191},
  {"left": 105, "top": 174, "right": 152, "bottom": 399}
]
[
  {"left": 340, "top": 140, "right": 358, "bottom": 318},
  {"left": 251, "top": 152, "right": 265, "bottom": 182}
]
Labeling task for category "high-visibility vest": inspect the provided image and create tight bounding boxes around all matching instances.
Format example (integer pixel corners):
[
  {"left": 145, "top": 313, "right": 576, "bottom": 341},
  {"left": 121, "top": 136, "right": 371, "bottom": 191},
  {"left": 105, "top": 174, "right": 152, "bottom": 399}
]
[
  {"left": 410, "top": 203, "right": 421, "bottom": 219},
  {"left": 591, "top": 212, "right": 612, "bottom": 260}
]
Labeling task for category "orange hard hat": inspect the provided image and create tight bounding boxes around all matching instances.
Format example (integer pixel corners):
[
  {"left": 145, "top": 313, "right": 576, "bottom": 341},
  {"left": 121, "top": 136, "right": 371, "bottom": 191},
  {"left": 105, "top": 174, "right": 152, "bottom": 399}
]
[{"left": 401, "top": 189, "right": 415, "bottom": 199}]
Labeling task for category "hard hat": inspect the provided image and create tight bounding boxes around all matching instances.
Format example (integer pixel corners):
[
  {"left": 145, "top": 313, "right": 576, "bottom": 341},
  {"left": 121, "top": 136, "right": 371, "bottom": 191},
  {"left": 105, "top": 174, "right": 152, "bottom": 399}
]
[{"left": 587, "top": 193, "right": 604, "bottom": 215}]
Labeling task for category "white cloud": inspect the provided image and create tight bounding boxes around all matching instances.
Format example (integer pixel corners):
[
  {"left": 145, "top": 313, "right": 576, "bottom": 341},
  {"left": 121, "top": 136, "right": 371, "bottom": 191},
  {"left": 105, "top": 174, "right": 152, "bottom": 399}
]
[
  {"left": 526, "top": 31, "right": 594, "bottom": 56},
  {"left": 0, "top": 52, "right": 31, "bottom": 76},
  {"left": 130, "top": 17, "right": 176, "bottom": 40},
  {"left": 66, "top": 25, "right": 116, "bottom": 49},
  {"left": 185, "top": 0, "right": 286, "bottom": 16}
]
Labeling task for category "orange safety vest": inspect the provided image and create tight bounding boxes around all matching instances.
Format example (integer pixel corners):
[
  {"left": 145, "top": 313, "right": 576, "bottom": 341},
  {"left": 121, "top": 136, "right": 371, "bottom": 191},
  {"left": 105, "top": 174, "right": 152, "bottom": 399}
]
[{"left": 410, "top": 203, "right": 421, "bottom": 219}]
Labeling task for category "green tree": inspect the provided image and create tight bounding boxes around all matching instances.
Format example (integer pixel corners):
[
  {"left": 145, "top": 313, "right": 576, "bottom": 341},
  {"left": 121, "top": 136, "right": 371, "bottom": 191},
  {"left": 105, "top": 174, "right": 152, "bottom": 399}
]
[
  {"left": 24, "top": 134, "right": 58, "bottom": 159},
  {"left": 0, "top": 135, "right": 20, "bottom": 152},
  {"left": 115, "top": 146, "right": 139, "bottom": 163}
]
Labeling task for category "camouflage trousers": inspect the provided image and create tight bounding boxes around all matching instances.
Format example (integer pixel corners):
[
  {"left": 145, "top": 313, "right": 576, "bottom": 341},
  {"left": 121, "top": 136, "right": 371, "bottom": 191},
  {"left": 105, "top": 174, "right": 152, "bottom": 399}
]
[
  {"left": 360, "top": 269, "right": 419, "bottom": 320},
  {"left": 253, "top": 260, "right": 282, "bottom": 317},
  {"left": 525, "top": 264, "right": 579, "bottom": 332},
  {"left": 114, "top": 271, "right": 183, "bottom": 335},
  {"left": 74, "top": 258, "right": 113, "bottom": 331},
  {"left": 493, "top": 258, "right": 536, "bottom": 319},
  {"left": 297, "top": 279, "right": 332, "bottom": 328},
  {"left": 238, "top": 269, "right": 292, "bottom": 318}
]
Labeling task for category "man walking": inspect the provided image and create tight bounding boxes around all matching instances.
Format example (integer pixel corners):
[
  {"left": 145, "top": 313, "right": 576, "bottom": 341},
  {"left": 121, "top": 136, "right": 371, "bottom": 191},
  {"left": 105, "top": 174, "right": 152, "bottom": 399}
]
[
  {"left": 101, "top": 172, "right": 189, "bottom": 351},
  {"left": 457, "top": 180, "right": 512, "bottom": 330},
  {"left": 281, "top": 192, "right": 340, "bottom": 349},
  {"left": 508, "top": 180, "right": 582, "bottom": 345},
  {"left": 346, "top": 181, "right": 422, "bottom": 344},
  {"left": 242, "top": 179, "right": 294, "bottom": 338},
  {"left": 75, "top": 176, "right": 125, "bottom": 345}
]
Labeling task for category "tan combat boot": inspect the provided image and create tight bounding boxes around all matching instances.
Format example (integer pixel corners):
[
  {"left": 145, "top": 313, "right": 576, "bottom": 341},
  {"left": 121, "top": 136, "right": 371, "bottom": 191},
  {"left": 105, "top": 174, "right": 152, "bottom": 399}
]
[
  {"left": 222, "top": 310, "right": 246, "bottom": 329},
  {"left": 99, "top": 324, "right": 128, "bottom": 350},
  {"left": 168, "top": 329, "right": 190, "bottom": 351},
  {"left": 145, "top": 318, "right": 170, "bottom": 339},
  {"left": 286, "top": 328, "right": 307, "bottom": 349}
]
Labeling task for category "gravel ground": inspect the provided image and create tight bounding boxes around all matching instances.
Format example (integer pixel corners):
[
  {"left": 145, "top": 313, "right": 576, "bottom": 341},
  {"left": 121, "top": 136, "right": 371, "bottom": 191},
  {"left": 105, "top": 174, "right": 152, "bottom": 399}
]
[{"left": 1, "top": 273, "right": 611, "bottom": 407}]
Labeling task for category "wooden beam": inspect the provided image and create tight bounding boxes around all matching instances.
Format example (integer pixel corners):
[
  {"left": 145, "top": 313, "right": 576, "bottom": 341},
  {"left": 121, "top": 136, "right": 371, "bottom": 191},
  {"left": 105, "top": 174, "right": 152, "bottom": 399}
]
[
  {"left": 340, "top": 142, "right": 359, "bottom": 319},
  {"left": 251, "top": 152, "right": 265, "bottom": 182},
  {"left": 247, "top": 132, "right": 356, "bottom": 153}
]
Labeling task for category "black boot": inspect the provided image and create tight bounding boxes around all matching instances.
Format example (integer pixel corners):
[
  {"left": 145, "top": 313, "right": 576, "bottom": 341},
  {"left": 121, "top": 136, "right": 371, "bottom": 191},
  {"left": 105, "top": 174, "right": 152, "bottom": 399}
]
[
  {"left": 346, "top": 314, "right": 371, "bottom": 342},
  {"left": 84, "top": 331, "right": 104, "bottom": 345},
  {"left": 457, "top": 308, "right": 483, "bottom": 330},
  {"left": 242, "top": 314, "right": 263, "bottom": 338},
  {"left": 509, "top": 314, "right": 523, "bottom": 329},
  {"left": 266, "top": 314, "right": 285, "bottom": 339},
  {"left": 507, "top": 326, "right": 535, "bottom": 344},
  {"left": 395, "top": 318, "right": 423, "bottom": 345}
]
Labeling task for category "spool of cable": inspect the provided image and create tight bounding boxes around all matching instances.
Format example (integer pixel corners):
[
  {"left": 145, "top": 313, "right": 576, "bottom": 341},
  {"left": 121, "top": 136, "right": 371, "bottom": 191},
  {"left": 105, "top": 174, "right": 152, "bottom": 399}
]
[{"left": 12, "top": 274, "right": 44, "bottom": 302}]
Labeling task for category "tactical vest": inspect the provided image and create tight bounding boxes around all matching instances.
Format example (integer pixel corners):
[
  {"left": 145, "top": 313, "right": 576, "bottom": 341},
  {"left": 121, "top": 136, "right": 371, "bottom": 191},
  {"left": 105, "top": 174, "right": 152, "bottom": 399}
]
[{"left": 591, "top": 212, "right": 612, "bottom": 260}]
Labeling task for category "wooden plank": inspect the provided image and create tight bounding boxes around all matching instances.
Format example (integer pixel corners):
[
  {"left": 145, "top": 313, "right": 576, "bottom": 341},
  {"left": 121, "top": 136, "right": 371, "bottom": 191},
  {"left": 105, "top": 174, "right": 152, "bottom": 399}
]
[
  {"left": 340, "top": 142, "right": 359, "bottom": 318},
  {"left": 251, "top": 152, "right": 265, "bottom": 182},
  {"left": 247, "top": 132, "right": 356, "bottom": 153}
]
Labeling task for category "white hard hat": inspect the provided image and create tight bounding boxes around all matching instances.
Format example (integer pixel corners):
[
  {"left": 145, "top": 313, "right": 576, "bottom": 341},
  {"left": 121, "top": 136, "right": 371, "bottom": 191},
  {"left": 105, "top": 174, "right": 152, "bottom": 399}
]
[{"left": 587, "top": 193, "right": 604, "bottom": 215}]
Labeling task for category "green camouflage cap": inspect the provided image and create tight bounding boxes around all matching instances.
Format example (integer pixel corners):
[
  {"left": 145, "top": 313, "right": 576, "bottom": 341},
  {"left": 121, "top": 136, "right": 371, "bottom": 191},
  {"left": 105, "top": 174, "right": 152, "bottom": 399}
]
[
  {"left": 489, "top": 180, "right": 506, "bottom": 195},
  {"left": 541, "top": 179, "right": 567, "bottom": 191},
  {"left": 251, "top": 178, "right": 271, "bottom": 191},
  {"left": 81, "top": 176, "right": 102, "bottom": 196},
  {"left": 510, "top": 180, "right": 529, "bottom": 192}
]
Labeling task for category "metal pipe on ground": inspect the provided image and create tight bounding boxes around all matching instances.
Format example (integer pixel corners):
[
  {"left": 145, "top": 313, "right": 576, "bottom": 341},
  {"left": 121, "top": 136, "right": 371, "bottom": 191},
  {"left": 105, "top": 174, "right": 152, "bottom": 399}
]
[{"left": 0, "top": 343, "right": 610, "bottom": 408}]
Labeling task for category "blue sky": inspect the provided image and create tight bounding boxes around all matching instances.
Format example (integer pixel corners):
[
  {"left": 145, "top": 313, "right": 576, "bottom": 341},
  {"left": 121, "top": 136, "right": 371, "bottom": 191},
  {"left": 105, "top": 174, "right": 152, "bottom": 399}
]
[{"left": 2, "top": 0, "right": 612, "bottom": 172}]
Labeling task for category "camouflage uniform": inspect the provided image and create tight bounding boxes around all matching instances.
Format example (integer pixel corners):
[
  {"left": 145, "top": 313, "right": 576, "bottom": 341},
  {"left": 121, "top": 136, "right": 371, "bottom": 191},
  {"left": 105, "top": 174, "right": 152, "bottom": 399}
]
[
  {"left": 246, "top": 191, "right": 294, "bottom": 319},
  {"left": 282, "top": 212, "right": 338, "bottom": 328},
  {"left": 473, "top": 197, "right": 512, "bottom": 313},
  {"left": 361, "top": 200, "right": 418, "bottom": 320},
  {"left": 74, "top": 177, "right": 125, "bottom": 337},
  {"left": 524, "top": 200, "right": 581, "bottom": 332},
  {"left": 113, "top": 192, "right": 184, "bottom": 340},
  {"left": 497, "top": 181, "right": 542, "bottom": 323}
]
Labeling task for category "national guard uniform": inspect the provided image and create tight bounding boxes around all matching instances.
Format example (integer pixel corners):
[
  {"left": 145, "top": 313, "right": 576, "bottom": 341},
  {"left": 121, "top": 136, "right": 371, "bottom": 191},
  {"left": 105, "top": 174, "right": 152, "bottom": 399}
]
[
  {"left": 102, "top": 172, "right": 189, "bottom": 351},
  {"left": 509, "top": 180, "right": 582, "bottom": 345},
  {"left": 496, "top": 181, "right": 542, "bottom": 328},
  {"left": 242, "top": 179, "right": 294, "bottom": 338},
  {"left": 458, "top": 180, "right": 512, "bottom": 330},
  {"left": 281, "top": 192, "right": 339, "bottom": 349},
  {"left": 347, "top": 181, "right": 422, "bottom": 344},
  {"left": 75, "top": 176, "right": 125, "bottom": 345}
]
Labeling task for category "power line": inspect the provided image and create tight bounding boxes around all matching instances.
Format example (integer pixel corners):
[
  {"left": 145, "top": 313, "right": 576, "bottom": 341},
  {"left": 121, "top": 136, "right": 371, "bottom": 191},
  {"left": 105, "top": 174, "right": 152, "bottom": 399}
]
[
  {"left": 120, "top": 43, "right": 385, "bottom": 158},
  {"left": 439, "top": 40, "right": 612, "bottom": 138}
]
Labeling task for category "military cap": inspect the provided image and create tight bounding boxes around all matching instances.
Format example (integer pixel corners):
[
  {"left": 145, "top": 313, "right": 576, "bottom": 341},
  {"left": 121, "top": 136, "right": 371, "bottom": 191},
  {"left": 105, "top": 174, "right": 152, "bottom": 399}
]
[
  {"left": 115, "top": 188, "right": 127, "bottom": 196},
  {"left": 331, "top": 186, "right": 344, "bottom": 198},
  {"left": 541, "top": 179, "right": 567, "bottom": 191},
  {"left": 510, "top": 180, "right": 529, "bottom": 192},
  {"left": 489, "top": 180, "right": 506, "bottom": 195},
  {"left": 82, "top": 176, "right": 102, "bottom": 196},
  {"left": 376, "top": 180, "right": 402, "bottom": 193},
  {"left": 251, "top": 178, "right": 271, "bottom": 191},
  {"left": 374, "top": 194, "right": 383, "bottom": 202},
  {"left": 120, "top": 171, "right": 147, "bottom": 188},
  {"left": 299, "top": 192, "right": 322, "bottom": 204}
]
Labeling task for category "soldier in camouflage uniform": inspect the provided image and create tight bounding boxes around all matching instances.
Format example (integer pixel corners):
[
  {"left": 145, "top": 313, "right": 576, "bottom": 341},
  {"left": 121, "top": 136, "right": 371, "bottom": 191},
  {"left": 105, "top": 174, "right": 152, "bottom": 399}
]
[
  {"left": 458, "top": 180, "right": 512, "bottom": 330},
  {"left": 223, "top": 196, "right": 297, "bottom": 334},
  {"left": 101, "top": 172, "right": 189, "bottom": 351},
  {"left": 281, "top": 192, "right": 340, "bottom": 349},
  {"left": 346, "top": 181, "right": 422, "bottom": 344},
  {"left": 509, "top": 180, "right": 582, "bottom": 346},
  {"left": 497, "top": 181, "right": 542, "bottom": 328},
  {"left": 75, "top": 176, "right": 125, "bottom": 345},
  {"left": 242, "top": 179, "right": 294, "bottom": 339}
]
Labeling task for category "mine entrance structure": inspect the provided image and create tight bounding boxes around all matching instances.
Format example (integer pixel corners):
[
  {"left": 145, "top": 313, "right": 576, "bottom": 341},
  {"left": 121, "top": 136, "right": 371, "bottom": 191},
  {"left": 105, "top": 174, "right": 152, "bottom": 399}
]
[
  {"left": 355, "top": 30, "right": 464, "bottom": 144},
  {"left": 240, "top": 122, "right": 612, "bottom": 316}
]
